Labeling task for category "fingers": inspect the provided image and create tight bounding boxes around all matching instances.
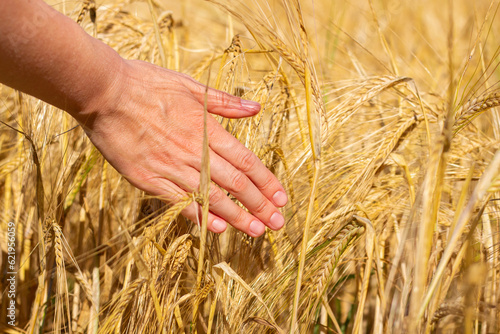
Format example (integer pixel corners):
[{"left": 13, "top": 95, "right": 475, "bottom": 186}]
[
  {"left": 178, "top": 74, "right": 288, "bottom": 213},
  {"left": 197, "top": 151, "right": 285, "bottom": 231},
  {"left": 131, "top": 173, "right": 231, "bottom": 234},
  {"left": 207, "top": 119, "right": 288, "bottom": 208},
  {"left": 181, "top": 186, "right": 267, "bottom": 238},
  {"left": 179, "top": 75, "right": 261, "bottom": 118},
  {"left": 126, "top": 119, "right": 285, "bottom": 237},
  {"left": 181, "top": 203, "right": 228, "bottom": 234},
  {"left": 167, "top": 167, "right": 270, "bottom": 237}
]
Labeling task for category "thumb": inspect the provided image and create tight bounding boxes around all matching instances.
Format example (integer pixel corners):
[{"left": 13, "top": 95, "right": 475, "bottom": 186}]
[{"left": 182, "top": 76, "right": 261, "bottom": 118}]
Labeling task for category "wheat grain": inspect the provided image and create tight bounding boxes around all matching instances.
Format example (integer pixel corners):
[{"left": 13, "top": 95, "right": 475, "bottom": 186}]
[
  {"left": 77, "top": 0, "right": 96, "bottom": 25},
  {"left": 312, "top": 221, "right": 364, "bottom": 299},
  {"left": 454, "top": 91, "right": 500, "bottom": 133}
]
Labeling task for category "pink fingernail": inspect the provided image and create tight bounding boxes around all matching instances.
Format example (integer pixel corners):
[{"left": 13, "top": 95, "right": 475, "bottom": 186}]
[
  {"left": 212, "top": 219, "right": 227, "bottom": 233},
  {"left": 273, "top": 191, "right": 288, "bottom": 207},
  {"left": 270, "top": 212, "right": 285, "bottom": 230},
  {"left": 241, "top": 99, "right": 261, "bottom": 113},
  {"left": 249, "top": 220, "right": 265, "bottom": 236}
]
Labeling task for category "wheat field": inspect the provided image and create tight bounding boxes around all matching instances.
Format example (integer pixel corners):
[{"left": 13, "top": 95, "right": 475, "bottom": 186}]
[{"left": 1, "top": 0, "right": 500, "bottom": 333}]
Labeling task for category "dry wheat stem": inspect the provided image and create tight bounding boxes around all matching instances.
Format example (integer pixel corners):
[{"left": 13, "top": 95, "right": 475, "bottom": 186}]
[{"left": 419, "top": 149, "right": 500, "bottom": 320}]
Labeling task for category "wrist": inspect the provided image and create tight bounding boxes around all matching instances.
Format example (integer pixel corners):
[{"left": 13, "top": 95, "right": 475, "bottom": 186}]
[{"left": 70, "top": 43, "right": 127, "bottom": 129}]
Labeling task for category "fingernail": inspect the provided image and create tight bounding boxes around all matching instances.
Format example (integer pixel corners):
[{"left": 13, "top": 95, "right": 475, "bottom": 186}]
[
  {"left": 241, "top": 99, "right": 261, "bottom": 113},
  {"left": 249, "top": 220, "right": 265, "bottom": 236},
  {"left": 212, "top": 219, "right": 227, "bottom": 233},
  {"left": 270, "top": 212, "right": 285, "bottom": 230},
  {"left": 272, "top": 191, "right": 288, "bottom": 207}
]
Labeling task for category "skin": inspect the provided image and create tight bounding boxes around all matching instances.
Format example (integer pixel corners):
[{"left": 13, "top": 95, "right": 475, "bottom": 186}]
[{"left": 0, "top": 0, "right": 288, "bottom": 237}]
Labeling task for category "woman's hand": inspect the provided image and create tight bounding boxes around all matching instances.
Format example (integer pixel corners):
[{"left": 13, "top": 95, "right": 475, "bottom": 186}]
[
  {"left": 0, "top": 0, "right": 286, "bottom": 237},
  {"left": 78, "top": 59, "right": 288, "bottom": 237}
]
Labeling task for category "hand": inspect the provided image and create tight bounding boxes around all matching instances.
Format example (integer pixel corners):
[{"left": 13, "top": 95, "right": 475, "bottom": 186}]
[{"left": 77, "top": 59, "right": 288, "bottom": 237}]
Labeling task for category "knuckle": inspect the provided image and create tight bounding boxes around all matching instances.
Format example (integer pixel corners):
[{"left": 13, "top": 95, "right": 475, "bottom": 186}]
[
  {"left": 260, "top": 173, "right": 276, "bottom": 191},
  {"left": 206, "top": 120, "right": 218, "bottom": 139},
  {"left": 208, "top": 188, "right": 224, "bottom": 205},
  {"left": 189, "top": 121, "right": 205, "bottom": 137},
  {"left": 233, "top": 209, "right": 247, "bottom": 226},
  {"left": 237, "top": 150, "right": 257, "bottom": 173},
  {"left": 229, "top": 170, "right": 248, "bottom": 194},
  {"left": 214, "top": 90, "right": 232, "bottom": 109},
  {"left": 253, "top": 197, "right": 268, "bottom": 215}
]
